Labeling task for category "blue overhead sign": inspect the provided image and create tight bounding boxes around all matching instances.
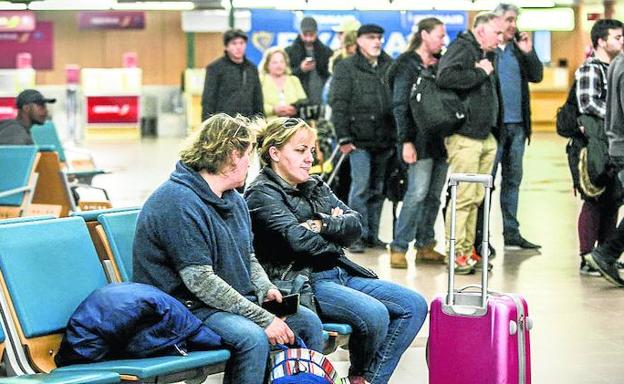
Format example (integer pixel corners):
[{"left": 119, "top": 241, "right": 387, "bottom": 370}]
[{"left": 247, "top": 10, "right": 468, "bottom": 65}]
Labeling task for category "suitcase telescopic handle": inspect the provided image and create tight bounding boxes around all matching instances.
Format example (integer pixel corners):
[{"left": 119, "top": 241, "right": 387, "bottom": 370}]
[{"left": 447, "top": 173, "right": 493, "bottom": 309}]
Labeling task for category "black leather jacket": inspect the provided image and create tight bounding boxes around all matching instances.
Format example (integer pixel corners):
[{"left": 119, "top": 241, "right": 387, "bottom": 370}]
[{"left": 244, "top": 167, "right": 364, "bottom": 279}]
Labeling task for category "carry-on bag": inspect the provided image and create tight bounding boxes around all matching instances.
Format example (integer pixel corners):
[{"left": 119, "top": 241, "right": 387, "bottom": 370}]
[
  {"left": 428, "top": 173, "right": 533, "bottom": 384},
  {"left": 269, "top": 338, "right": 344, "bottom": 384}
]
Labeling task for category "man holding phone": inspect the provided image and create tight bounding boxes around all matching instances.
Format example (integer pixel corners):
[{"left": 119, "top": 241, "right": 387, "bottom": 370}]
[
  {"left": 286, "top": 16, "right": 333, "bottom": 106},
  {"left": 474, "top": 3, "right": 544, "bottom": 259}
]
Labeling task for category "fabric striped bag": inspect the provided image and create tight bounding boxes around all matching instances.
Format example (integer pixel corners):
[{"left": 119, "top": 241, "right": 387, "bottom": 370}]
[{"left": 270, "top": 339, "right": 345, "bottom": 384}]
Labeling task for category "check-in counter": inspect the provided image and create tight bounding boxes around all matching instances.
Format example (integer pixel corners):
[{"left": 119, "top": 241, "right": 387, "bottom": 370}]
[
  {"left": 82, "top": 68, "right": 142, "bottom": 140},
  {"left": 0, "top": 69, "right": 36, "bottom": 120},
  {"left": 529, "top": 66, "right": 569, "bottom": 132}
]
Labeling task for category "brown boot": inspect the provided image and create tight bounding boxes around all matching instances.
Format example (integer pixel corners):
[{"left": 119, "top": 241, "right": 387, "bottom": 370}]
[
  {"left": 390, "top": 249, "right": 408, "bottom": 269},
  {"left": 415, "top": 242, "right": 446, "bottom": 264}
]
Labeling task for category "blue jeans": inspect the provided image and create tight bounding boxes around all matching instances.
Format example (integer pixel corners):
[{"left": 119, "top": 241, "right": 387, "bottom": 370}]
[
  {"left": 311, "top": 267, "right": 428, "bottom": 384},
  {"left": 391, "top": 158, "right": 448, "bottom": 252},
  {"left": 493, "top": 123, "right": 526, "bottom": 240},
  {"left": 202, "top": 306, "right": 324, "bottom": 384},
  {"left": 348, "top": 148, "right": 393, "bottom": 241}
]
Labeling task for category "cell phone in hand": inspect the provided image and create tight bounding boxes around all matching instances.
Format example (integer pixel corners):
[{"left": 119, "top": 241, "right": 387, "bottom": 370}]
[
  {"left": 262, "top": 293, "right": 300, "bottom": 317},
  {"left": 514, "top": 30, "right": 522, "bottom": 42}
]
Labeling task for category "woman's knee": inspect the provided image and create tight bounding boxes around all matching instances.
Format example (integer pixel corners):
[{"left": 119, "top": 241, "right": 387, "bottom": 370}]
[{"left": 233, "top": 325, "right": 270, "bottom": 354}]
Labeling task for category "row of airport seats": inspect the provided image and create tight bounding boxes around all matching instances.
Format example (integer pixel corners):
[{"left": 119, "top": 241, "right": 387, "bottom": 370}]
[
  {"left": 0, "top": 208, "right": 352, "bottom": 382},
  {"left": 0, "top": 141, "right": 110, "bottom": 220}
]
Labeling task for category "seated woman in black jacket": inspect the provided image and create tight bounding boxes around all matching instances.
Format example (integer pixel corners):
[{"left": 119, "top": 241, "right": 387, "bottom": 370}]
[{"left": 245, "top": 117, "right": 428, "bottom": 384}]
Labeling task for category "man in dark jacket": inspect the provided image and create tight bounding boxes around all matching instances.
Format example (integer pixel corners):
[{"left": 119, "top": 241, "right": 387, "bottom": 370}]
[
  {"left": 437, "top": 13, "right": 503, "bottom": 274},
  {"left": 330, "top": 24, "right": 395, "bottom": 253},
  {"left": 286, "top": 17, "right": 333, "bottom": 105},
  {"left": 0, "top": 89, "right": 55, "bottom": 145},
  {"left": 201, "top": 29, "right": 263, "bottom": 120}
]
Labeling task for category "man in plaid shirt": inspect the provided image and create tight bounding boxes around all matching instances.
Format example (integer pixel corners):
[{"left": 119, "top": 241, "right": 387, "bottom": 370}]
[{"left": 575, "top": 19, "right": 623, "bottom": 277}]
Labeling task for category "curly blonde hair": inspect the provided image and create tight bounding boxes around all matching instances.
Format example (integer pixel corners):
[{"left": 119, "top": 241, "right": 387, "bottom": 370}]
[
  {"left": 259, "top": 47, "right": 292, "bottom": 76},
  {"left": 180, "top": 113, "right": 258, "bottom": 174},
  {"left": 256, "top": 117, "right": 317, "bottom": 166}
]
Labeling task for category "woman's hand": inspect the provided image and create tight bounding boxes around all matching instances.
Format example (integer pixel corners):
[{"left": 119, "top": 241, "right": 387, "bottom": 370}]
[
  {"left": 264, "top": 317, "right": 295, "bottom": 345},
  {"left": 264, "top": 288, "right": 283, "bottom": 303}
]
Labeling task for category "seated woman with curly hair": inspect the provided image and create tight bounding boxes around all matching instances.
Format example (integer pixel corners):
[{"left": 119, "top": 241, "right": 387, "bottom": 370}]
[{"left": 244, "top": 117, "right": 428, "bottom": 384}]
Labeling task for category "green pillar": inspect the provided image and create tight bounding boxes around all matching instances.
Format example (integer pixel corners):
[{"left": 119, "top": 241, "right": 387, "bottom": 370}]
[
  {"left": 229, "top": 0, "right": 235, "bottom": 28},
  {"left": 186, "top": 32, "right": 195, "bottom": 69}
]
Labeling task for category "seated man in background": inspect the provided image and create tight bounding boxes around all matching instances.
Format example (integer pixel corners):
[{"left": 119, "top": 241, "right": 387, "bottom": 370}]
[
  {"left": 133, "top": 113, "right": 324, "bottom": 384},
  {"left": 0, "top": 89, "right": 55, "bottom": 145}
]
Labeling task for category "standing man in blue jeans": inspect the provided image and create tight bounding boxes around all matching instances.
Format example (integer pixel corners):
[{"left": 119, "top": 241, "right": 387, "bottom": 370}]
[
  {"left": 387, "top": 18, "right": 448, "bottom": 268},
  {"left": 475, "top": 3, "right": 543, "bottom": 257},
  {"left": 330, "top": 24, "right": 395, "bottom": 253}
]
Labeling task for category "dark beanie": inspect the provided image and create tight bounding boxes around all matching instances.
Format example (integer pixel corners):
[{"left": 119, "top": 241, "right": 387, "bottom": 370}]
[
  {"left": 223, "top": 29, "right": 247, "bottom": 46},
  {"left": 357, "top": 24, "right": 384, "bottom": 37},
  {"left": 300, "top": 17, "right": 318, "bottom": 33}
]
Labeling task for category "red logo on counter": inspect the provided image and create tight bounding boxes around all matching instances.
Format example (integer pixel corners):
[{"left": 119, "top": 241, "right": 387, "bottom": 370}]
[
  {"left": 86, "top": 96, "right": 139, "bottom": 124},
  {"left": 0, "top": 97, "right": 17, "bottom": 120}
]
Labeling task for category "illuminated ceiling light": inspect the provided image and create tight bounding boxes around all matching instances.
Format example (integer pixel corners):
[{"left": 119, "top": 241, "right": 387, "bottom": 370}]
[
  {"left": 28, "top": 0, "right": 114, "bottom": 10},
  {"left": 113, "top": 1, "right": 195, "bottom": 10},
  {"left": 0, "top": 1, "right": 27, "bottom": 10}
]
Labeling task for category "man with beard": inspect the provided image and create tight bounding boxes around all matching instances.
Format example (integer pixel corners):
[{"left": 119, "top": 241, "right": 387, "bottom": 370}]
[{"left": 0, "top": 89, "right": 55, "bottom": 145}]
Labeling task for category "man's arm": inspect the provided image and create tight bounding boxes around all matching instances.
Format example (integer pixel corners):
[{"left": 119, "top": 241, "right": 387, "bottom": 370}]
[
  {"left": 576, "top": 62, "right": 607, "bottom": 118},
  {"left": 437, "top": 43, "right": 489, "bottom": 91},
  {"left": 518, "top": 48, "right": 544, "bottom": 83},
  {"left": 201, "top": 64, "right": 219, "bottom": 121},
  {"left": 329, "top": 62, "right": 354, "bottom": 144},
  {"left": 252, "top": 69, "right": 264, "bottom": 116}
]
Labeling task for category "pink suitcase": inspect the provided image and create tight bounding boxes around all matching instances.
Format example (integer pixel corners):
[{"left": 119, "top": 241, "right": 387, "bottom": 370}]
[{"left": 428, "top": 173, "right": 532, "bottom": 384}]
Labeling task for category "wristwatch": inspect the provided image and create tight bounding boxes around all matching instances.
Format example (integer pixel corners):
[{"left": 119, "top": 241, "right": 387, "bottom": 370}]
[{"left": 307, "top": 219, "right": 321, "bottom": 233}]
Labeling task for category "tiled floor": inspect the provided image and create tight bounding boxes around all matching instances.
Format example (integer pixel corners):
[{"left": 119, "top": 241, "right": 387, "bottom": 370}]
[{"left": 85, "top": 132, "right": 624, "bottom": 384}]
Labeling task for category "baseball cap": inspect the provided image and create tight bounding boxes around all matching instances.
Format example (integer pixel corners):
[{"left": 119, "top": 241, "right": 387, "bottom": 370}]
[
  {"left": 223, "top": 29, "right": 248, "bottom": 46},
  {"left": 16, "top": 89, "right": 56, "bottom": 109},
  {"left": 357, "top": 24, "right": 385, "bottom": 37},
  {"left": 332, "top": 17, "right": 361, "bottom": 33},
  {"left": 300, "top": 17, "right": 318, "bottom": 33}
]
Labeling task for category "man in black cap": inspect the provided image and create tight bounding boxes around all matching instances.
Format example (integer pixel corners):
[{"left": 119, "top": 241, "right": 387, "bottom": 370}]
[
  {"left": 330, "top": 24, "right": 395, "bottom": 253},
  {"left": 0, "top": 89, "right": 55, "bottom": 145},
  {"left": 286, "top": 16, "right": 333, "bottom": 105},
  {"left": 201, "top": 29, "right": 263, "bottom": 120}
]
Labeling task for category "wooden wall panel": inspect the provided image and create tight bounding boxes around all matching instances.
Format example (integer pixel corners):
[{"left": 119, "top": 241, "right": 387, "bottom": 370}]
[
  {"left": 32, "top": 10, "right": 217, "bottom": 85},
  {"left": 194, "top": 33, "right": 224, "bottom": 70}
]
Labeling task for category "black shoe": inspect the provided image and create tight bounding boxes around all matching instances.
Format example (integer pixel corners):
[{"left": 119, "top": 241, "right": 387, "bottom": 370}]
[
  {"left": 504, "top": 236, "right": 541, "bottom": 250},
  {"left": 579, "top": 260, "right": 601, "bottom": 277},
  {"left": 475, "top": 243, "right": 497, "bottom": 261},
  {"left": 349, "top": 241, "right": 365, "bottom": 254},
  {"left": 586, "top": 251, "right": 624, "bottom": 287},
  {"left": 366, "top": 238, "right": 387, "bottom": 250}
]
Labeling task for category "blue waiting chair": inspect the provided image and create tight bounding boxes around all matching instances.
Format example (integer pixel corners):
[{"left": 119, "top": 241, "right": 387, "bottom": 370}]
[
  {"left": 0, "top": 146, "right": 39, "bottom": 218},
  {"left": 31, "top": 121, "right": 108, "bottom": 185},
  {"left": 0, "top": 217, "right": 230, "bottom": 382},
  {"left": 95, "top": 210, "right": 140, "bottom": 282}
]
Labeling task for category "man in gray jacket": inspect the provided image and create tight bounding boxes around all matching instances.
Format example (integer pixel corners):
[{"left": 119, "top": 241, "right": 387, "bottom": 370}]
[{"left": 587, "top": 51, "right": 624, "bottom": 287}]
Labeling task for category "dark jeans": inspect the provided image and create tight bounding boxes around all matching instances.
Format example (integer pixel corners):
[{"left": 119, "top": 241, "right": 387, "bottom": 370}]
[
  {"left": 594, "top": 170, "right": 624, "bottom": 262},
  {"left": 348, "top": 148, "right": 393, "bottom": 242},
  {"left": 475, "top": 123, "right": 525, "bottom": 245}
]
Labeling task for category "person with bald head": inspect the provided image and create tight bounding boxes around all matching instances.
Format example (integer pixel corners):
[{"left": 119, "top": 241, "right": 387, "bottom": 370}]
[{"left": 436, "top": 12, "right": 504, "bottom": 275}]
